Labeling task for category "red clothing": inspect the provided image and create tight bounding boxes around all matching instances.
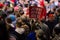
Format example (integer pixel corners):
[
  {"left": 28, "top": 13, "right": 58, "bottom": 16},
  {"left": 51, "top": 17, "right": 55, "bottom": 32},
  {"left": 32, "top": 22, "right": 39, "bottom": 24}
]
[
  {"left": 40, "top": 0, "right": 44, "bottom": 7},
  {"left": 38, "top": 8, "right": 46, "bottom": 20},
  {"left": 11, "top": 0, "right": 15, "bottom": 2},
  {"left": 38, "top": 0, "right": 46, "bottom": 20},
  {"left": 0, "top": 3, "right": 4, "bottom": 8}
]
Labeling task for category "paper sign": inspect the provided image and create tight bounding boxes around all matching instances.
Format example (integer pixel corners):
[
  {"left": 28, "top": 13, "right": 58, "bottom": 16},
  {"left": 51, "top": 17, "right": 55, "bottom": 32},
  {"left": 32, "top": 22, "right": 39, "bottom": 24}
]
[{"left": 29, "top": 6, "right": 43, "bottom": 19}]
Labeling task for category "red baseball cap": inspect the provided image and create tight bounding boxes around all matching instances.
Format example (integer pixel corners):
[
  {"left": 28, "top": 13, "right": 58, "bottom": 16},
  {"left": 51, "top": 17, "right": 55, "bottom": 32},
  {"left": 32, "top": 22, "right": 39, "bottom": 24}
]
[
  {"left": 49, "top": 14, "right": 54, "bottom": 17},
  {"left": 0, "top": 3, "right": 4, "bottom": 8}
]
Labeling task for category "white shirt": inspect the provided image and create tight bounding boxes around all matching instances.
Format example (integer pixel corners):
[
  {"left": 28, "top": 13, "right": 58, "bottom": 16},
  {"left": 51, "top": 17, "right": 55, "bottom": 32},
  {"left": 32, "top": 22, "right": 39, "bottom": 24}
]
[{"left": 15, "top": 28, "right": 25, "bottom": 34}]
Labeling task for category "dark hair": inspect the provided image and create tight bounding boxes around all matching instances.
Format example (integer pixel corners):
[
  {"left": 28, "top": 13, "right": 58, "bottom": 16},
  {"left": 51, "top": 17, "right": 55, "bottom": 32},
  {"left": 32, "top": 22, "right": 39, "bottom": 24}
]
[
  {"left": 16, "top": 18, "right": 23, "bottom": 27},
  {"left": 24, "top": 4, "right": 28, "bottom": 7},
  {"left": 19, "top": 10, "right": 24, "bottom": 15},
  {"left": 16, "top": 21, "right": 23, "bottom": 27},
  {"left": 47, "top": 11, "right": 54, "bottom": 16},
  {"left": 6, "top": 18, "right": 12, "bottom": 23},
  {"left": 7, "top": 8, "right": 14, "bottom": 14},
  {"left": 0, "top": 10, "right": 7, "bottom": 20},
  {"left": 0, "top": 20, "right": 9, "bottom": 40}
]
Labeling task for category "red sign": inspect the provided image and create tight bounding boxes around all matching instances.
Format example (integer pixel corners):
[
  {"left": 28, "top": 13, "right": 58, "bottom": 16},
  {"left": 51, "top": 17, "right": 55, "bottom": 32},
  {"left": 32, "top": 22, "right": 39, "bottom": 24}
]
[{"left": 29, "top": 6, "right": 43, "bottom": 19}]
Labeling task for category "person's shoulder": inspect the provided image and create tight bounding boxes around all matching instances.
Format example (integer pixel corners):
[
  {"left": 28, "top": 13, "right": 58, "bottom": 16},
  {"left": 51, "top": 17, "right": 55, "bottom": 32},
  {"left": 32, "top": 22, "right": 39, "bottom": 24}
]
[
  {"left": 43, "top": 23, "right": 48, "bottom": 28},
  {"left": 9, "top": 31, "right": 17, "bottom": 40},
  {"left": 11, "top": 31, "right": 18, "bottom": 35},
  {"left": 55, "top": 24, "right": 60, "bottom": 28},
  {"left": 9, "top": 35, "right": 16, "bottom": 40}
]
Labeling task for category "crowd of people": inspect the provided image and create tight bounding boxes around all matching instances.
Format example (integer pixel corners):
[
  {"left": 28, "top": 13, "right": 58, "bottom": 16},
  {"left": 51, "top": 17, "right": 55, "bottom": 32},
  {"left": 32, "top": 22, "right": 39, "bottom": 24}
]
[{"left": 0, "top": 0, "right": 60, "bottom": 40}]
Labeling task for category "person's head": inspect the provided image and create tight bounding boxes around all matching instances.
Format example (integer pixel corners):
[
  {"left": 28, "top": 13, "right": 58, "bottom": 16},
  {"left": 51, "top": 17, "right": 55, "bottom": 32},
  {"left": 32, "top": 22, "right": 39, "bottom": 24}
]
[
  {"left": 16, "top": 18, "right": 25, "bottom": 28},
  {"left": 19, "top": 9, "right": 24, "bottom": 16},
  {"left": 24, "top": 4, "right": 29, "bottom": 8},
  {"left": 8, "top": 15, "right": 16, "bottom": 22},
  {"left": 48, "top": 14, "right": 55, "bottom": 21},
  {"left": 14, "top": 6, "right": 19, "bottom": 12},
  {"left": 0, "top": 3, "right": 4, "bottom": 9},
  {"left": 6, "top": 17, "right": 15, "bottom": 32},
  {"left": 6, "top": 17, "right": 12, "bottom": 24},
  {"left": 0, "top": 20, "right": 9, "bottom": 40},
  {"left": 0, "top": 12, "right": 7, "bottom": 21},
  {"left": 14, "top": 6, "right": 23, "bottom": 17},
  {"left": 7, "top": 7, "right": 14, "bottom": 15}
]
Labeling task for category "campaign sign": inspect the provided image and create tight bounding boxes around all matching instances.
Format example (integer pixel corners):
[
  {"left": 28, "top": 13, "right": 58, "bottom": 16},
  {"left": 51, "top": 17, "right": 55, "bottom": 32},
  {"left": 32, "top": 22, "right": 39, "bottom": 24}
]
[{"left": 29, "top": 6, "right": 43, "bottom": 19}]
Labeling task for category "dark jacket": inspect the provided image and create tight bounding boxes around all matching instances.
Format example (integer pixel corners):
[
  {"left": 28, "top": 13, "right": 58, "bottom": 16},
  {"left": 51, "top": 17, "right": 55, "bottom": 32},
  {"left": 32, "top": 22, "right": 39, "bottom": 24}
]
[
  {"left": 45, "top": 20, "right": 58, "bottom": 36},
  {"left": 11, "top": 31, "right": 26, "bottom": 40}
]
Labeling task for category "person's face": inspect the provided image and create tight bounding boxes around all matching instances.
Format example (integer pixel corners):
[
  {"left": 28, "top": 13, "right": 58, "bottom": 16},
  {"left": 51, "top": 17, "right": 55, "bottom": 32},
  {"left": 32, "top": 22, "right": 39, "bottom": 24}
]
[{"left": 48, "top": 15, "right": 55, "bottom": 21}]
